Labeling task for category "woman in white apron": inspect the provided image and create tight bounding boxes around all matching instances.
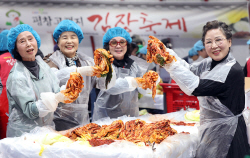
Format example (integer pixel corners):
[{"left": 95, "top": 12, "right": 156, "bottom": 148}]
[
  {"left": 158, "top": 20, "right": 250, "bottom": 157},
  {"left": 43, "top": 20, "right": 116, "bottom": 130},
  {"left": 92, "top": 27, "right": 155, "bottom": 121}
]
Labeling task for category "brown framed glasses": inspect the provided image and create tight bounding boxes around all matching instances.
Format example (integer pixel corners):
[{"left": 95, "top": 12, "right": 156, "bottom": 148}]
[{"left": 109, "top": 40, "right": 127, "bottom": 47}]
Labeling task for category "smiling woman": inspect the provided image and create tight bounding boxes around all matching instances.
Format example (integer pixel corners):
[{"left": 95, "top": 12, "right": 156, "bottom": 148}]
[
  {"left": 152, "top": 20, "right": 250, "bottom": 158},
  {"left": 6, "top": 24, "right": 68, "bottom": 137},
  {"left": 203, "top": 29, "right": 231, "bottom": 61},
  {"left": 43, "top": 20, "right": 116, "bottom": 131},
  {"left": 16, "top": 31, "right": 38, "bottom": 61},
  {"left": 57, "top": 31, "right": 79, "bottom": 58},
  {"left": 92, "top": 27, "right": 160, "bottom": 122}
]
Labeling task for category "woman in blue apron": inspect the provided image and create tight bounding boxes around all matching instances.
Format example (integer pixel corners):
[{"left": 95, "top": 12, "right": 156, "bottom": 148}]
[
  {"left": 92, "top": 27, "right": 155, "bottom": 122},
  {"left": 6, "top": 24, "right": 67, "bottom": 137},
  {"left": 158, "top": 20, "right": 250, "bottom": 157}
]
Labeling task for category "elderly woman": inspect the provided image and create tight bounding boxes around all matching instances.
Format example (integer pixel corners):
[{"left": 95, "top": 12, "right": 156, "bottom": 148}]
[
  {"left": 158, "top": 20, "right": 250, "bottom": 157},
  {"left": 92, "top": 27, "right": 155, "bottom": 121},
  {"left": 43, "top": 20, "right": 116, "bottom": 131},
  {"left": 6, "top": 24, "right": 67, "bottom": 137}
]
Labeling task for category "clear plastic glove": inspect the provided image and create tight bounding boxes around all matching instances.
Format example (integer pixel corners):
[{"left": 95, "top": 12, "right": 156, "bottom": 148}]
[
  {"left": 125, "top": 77, "right": 141, "bottom": 88},
  {"left": 124, "top": 77, "right": 151, "bottom": 95},
  {"left": 36, "top": 100, "right": 50, "bottom": 117},
  {"left": 40, "top": 92, "right": 59, "bottom": 112},
  {"left": 163, "top": 60, "right": 199, "bottom": 95},
  {"left": 55, "top": 92, "right": 71, "bottom": 103},
  {"left": 163, "top": 59, "right": 176, "bottom": 72},
  {"left": 125, "top": 76, "right": 159, "bottom": 90},
  {"left": 77, "top": 66, "right": 95, "bottom": 76},
  {"left": 60, "top": 78, "right": 69, "bottom": 92},
  {"left": 60, "top": 84, "right": 66, "bottom": 91},
  {"left": 166, "top": 48, "right": 190, "bottom": 69}
]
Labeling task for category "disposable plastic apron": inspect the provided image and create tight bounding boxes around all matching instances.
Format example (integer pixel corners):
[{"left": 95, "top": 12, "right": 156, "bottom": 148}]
[
  {"left": 53, "top": 80, "right": 89, "bottom": 131},
  {"left": 7, "top": 57, "right": 56, "bottom": 137},
  {"left": 93, "top": 67, "right": 139, "bottom": 121},
  {"left": 195, "top": 97, "right": 240, "bottom": 158},
  {"left": 49, "top": 51, "right": 90, "bottom": 130},
  {"left": 193, "top": 54, "right": 240, "bottom": 158},
  {"left": 54, "top": 103, "right": 89, "bottom": 131}
]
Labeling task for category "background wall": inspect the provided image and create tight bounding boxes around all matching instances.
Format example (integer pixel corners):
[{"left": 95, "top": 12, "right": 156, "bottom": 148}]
[{"left": 1, "top": 0, "right": 250, "bottom": 66}]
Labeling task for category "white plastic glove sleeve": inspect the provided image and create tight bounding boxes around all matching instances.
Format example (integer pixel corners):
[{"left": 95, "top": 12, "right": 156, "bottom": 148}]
[
  {"left": 60, "top": 84, "right": 66, "bottom": 91},
  {"left": 102, "top": 77, "right": 136, "bottom": 95},
  {"left": 77, "top": 66, "right": 94, "bottom": 76},
  {"left": 36, "top": 100, "right": 50, "bottom": 117},
  {"left": 164, "top": 60, "right": 199, "bottom": 96},
  {"left": 137, "top": 75, "right": 160, "bottom": 95},
  {"left": 167, "top": 48, "right": 190, "bottom": 69},
  {"left": 40, "top": 92, "right": 59, "bottom": 112},
  {"left": 60, "top": 79, "right": 68, "bottom": 91},
  {"left": 125, "top": 77, "right": 139, "bottom": 89},
  {"left": 51, "top": 66, "right": 77, "bottom": 86},
  {"left": 55, "top": 92, "right": 71, "bottom": 103},
  {"left": 106, "top": 67, "right": 116, "bottom": 90}
]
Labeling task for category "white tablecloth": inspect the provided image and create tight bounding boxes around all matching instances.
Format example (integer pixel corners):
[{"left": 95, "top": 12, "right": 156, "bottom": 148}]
[{"left": 0, "top": 111, "right": 199, "bottom": 158}]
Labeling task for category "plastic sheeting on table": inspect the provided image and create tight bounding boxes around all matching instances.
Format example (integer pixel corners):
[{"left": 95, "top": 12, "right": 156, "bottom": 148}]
[{"left": 0, "top": 112, "right": 199, "bottom": 158}]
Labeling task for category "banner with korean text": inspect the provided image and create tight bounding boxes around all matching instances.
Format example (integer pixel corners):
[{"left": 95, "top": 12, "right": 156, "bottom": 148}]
[{"left": 0, "top": 3, "right": 249, "bottom": 39}]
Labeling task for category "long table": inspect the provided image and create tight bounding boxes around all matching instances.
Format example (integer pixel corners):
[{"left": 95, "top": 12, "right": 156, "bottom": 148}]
[{"left": 0, "top": 110, "right": 199, "bottom": 158}]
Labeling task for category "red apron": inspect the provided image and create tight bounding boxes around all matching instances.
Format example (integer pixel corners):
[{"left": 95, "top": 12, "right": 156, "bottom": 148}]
[
  {"left": 0, "top": 52, "right": 16, "bottom": 139},
  {"left": 0, "top": 87, "right": 8, "bottom": 139}
]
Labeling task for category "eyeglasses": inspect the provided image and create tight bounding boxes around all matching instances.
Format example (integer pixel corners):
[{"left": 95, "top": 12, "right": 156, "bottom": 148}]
[
  {"left": 109, "top": 40, "right": 127, "bottom": 47},
  {"left": 205, "top": 38, "right": 226, "bottom": 48}
]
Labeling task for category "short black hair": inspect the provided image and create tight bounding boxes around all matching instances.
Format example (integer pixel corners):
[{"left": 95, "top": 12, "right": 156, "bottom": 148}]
[{"left": 161, "top": 38, "right": 172, "bottom": 49}]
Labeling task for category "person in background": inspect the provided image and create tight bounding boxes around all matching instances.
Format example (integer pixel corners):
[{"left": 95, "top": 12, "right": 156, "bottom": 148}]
[
  {"left": 137, "top": 45, "right": 147, "bottom": 60},
  {"left": 157, "top": 20, "right": 249, "bottom": 157},
  {"left": 194, "top": 40, "right": 208, "bottom": 59},
  {"left": 183, "top": 47, "right": 199, "bottom": 64},
  {"left": 130, "top": 42, "right": 139, "bottom": 56},
  {"left": 0, "top": 30, "right": 10, "bottom": 97},
  {"left": 161, "top": 38, "right": 172, "bottom": 49},
  {"left": 53, "top": 44, "right": 60, "bottom": 52},
  {"left": 131, "top": 34, "right": 144, "bottom": 56},
  {"left": 138, "top": 45, "right": 156, "bottom": 71},
  {"left": 243, "top": 40, "right": 250, "bottom": 77},
  {"left": 6, "top": 24, "right": 68, "bottom": 137},
  {"left": 93, "top": 27, "right": 157, "bottom": 121},
  {"left": 0, "top": 30, "right": 16, "bottom": 139},
  {"left": 43, "top": 20, "right": 116, "bottom": 130}
]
